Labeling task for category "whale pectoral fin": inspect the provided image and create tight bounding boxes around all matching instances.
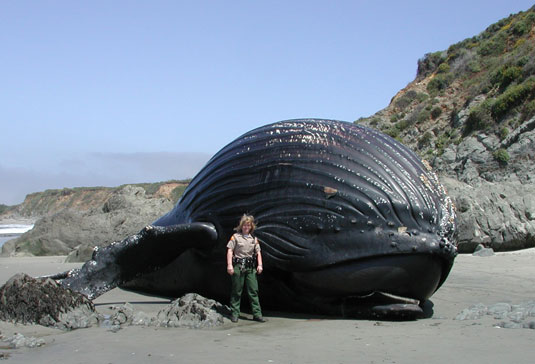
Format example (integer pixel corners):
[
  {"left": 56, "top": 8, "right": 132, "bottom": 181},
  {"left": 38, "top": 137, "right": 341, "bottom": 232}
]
[
  {"left": 54, "top": 222, "right": 218, "bottom": 299},
  {"left": 370, "top": 303, "right": 424, "bottom": 319}
]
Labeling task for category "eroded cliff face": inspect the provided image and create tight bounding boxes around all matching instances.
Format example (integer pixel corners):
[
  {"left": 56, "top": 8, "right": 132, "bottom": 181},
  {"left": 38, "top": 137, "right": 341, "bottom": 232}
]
[
  {"left": 1, "top": 182, "right": 187, "bottom": 261},
  {"left": 2, "top": 182, "right": 187, "bottom": 220}
]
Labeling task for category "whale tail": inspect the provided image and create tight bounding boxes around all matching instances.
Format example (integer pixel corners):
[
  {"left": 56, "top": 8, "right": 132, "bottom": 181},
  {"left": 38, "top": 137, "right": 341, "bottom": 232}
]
[{"left": 49, "top": 222, "right": 218, "bottom": 299}]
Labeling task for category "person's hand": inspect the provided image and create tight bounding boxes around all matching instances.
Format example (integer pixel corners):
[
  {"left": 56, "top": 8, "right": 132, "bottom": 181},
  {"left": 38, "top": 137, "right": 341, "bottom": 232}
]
[
  {"left": 227, "top": 265, "right": 234, "bottom": 275},
  {"left": 256, "top": 265, "right": 263, "bottom": 274}
]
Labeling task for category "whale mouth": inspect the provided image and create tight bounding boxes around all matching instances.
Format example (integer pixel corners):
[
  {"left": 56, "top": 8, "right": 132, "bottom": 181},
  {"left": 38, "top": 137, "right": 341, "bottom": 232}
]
[{"left": 291, "top": 254, "right": 446, "bottom": 302}]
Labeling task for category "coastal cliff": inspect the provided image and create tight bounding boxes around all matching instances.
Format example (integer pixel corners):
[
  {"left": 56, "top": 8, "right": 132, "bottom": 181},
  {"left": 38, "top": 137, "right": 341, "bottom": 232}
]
[
  {"left": 357, "top": 6, "right": 535, "bottom": 253},
  {"left": 0, "top": 181, "right": 187, "bottom": 261}
]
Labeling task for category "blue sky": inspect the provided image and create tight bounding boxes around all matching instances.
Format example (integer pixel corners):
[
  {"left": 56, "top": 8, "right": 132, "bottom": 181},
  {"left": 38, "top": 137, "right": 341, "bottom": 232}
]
[{"left": 1, "top": 1, "right": 534, "bottom": 205}]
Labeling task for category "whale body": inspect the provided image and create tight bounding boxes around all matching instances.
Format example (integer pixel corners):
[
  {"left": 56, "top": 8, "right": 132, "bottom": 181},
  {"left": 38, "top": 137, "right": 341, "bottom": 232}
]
[{"left": 57, "top": 119, "right": 457, "bottom": 318}]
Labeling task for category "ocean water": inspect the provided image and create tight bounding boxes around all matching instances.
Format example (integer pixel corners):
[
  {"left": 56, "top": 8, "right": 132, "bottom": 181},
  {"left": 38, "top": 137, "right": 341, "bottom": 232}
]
[{"left": 0, "top": 224, "right": 34, "bottom": 248}]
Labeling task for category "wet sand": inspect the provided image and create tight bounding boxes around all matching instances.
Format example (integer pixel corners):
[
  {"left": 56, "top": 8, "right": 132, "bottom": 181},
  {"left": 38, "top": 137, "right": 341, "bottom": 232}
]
[{"left": 1, "top": 251, "right": 534, "bottom": 364}]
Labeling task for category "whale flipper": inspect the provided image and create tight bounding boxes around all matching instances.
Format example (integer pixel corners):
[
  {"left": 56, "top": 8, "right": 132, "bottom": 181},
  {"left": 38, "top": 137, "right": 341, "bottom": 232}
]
[{"left": 52, "top": 222, "right": 218, "bottom": 299}]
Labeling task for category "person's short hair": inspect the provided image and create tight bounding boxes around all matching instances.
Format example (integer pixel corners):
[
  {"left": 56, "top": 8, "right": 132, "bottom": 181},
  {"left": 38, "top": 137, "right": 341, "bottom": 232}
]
[{"left": 234, "top": 214, "right": 256, "bottom": 234}]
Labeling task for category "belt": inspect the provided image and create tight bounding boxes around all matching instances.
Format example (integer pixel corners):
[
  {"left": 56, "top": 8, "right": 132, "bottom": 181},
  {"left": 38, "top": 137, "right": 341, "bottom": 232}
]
[{"left": 233, "top": 257, "right": 257, "bottom": 269}]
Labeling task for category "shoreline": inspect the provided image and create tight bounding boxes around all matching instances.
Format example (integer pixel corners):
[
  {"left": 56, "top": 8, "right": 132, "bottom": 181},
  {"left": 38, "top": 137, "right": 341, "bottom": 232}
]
[
  {"left": 1, "top": 253, "right": 535, "bottom": 363},
  {"left": 0, "top": 217, "right": 37, "bottom": 225},
  {"left": 0, "top": 221, "right": 34, "bottom": 249}
]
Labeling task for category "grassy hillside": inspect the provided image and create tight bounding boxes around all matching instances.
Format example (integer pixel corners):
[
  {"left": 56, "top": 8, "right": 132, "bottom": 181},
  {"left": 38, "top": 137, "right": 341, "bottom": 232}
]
[{"left": 357, "top": 6, "right": 535, "bottom": 161}]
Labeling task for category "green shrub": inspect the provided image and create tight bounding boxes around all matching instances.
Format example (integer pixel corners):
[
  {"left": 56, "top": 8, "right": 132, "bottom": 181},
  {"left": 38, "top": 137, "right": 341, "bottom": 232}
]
[
  {"left": 418, "top": 109, "right": 431, "bottom": 123},
  {"left": 516, "top": 55, "right": 529, "bottom": 67},
  {"left": 431, "top": 106, "right": 442, "bottom": 119},
  {"left": 416, "top": 92, "right": 429, "bottom": 102},
  {"left": 526, "top": 12, "right": 535, "bottom": 27},
  {"left": 394, "top": 90, "right": 418, "bottom": 109},
  {"left": 522, "top": 99, "right": 535, "bottom": 121},
  {"left": 493, "top": 148, "right": 510, "bottom": 165},
  {"left": 514, "top": 38, "right": 527, "bottom": 49},
  {"left": 477, "top": 32, "right": 507, "bottom": 56},
  {"left": 427, "top": 74, "right": 451, "bottom": 94},
  {"left": 419, "top": 132, "right": 433, "bottom": 148},
  {"left": 499, "top": 127, "right": 509, "bottom": 140},
  {"left": 512, "top": 19, "right": 529, "bottom": 35},
  {"left": 437, "top": 63, "right": 450, "bottom": 74},
  {"left": 467, "top": 60, "right": 482, "bottom": 73},
  {"left": 491, "top": 65, "right": 523, "bottom": 91},
  {"left": 435, "top": 134, "right": 450, "bottom": 153},
  {"left": 396, "top": 119, "right": 410, "bottom": 131},
  {"left": 491, "top": 77, "right": 535, "bottom": 119},
  {"left": 369, "top": 117, "right": 381, "bottom": 126},
  {"left": 385, "top": 126, "right": 400, "bottom": 139},
  {"left": 465, "top": 100, "right": 493, "bottom": 133},
  {"left": 418, "top": 51, "right": 446, "bottom": 78}
]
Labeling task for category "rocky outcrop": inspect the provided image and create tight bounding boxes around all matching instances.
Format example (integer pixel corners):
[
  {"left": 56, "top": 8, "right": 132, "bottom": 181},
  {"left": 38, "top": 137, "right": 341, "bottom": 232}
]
[
  {"left": 0, "top": 273, "right": 98, "bottom": 329},
  {"left": 428, "top": 117, "right": 535, "bottom": 253},
  {"left": 433, "top": 120, "right": 535, "bottom": 185},
  {"left": 442, "top": 177, "right": 535, "bottom": 253},
  {"left": 1, "top": 185, "right": 174, "bottom": 261}
]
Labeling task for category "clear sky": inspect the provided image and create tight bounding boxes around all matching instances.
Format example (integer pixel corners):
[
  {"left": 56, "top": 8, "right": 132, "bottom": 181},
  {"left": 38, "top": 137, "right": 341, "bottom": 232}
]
[{"left": 1, "top": 1, "right": 533, "bottom": 205}]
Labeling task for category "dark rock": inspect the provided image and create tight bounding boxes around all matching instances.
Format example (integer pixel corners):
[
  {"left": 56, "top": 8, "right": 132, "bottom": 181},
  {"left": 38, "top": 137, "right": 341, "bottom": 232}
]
[{"left": 0, "top": 273, "right": 97, "bottom": 329}]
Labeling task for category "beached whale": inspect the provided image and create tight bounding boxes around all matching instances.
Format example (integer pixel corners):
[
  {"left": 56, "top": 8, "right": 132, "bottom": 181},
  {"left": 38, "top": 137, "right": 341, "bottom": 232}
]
[{"left": 54, "top": 119, "right": 457, "bottom": 318}]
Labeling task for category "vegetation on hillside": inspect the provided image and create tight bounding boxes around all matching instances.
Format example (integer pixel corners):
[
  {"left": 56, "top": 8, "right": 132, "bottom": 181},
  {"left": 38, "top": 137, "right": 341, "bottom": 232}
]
[
  {"left": 356, "top": 6, "right": 535, "bottom": 161},
  {"left": 0, "top": 204, "right": 10, "bottom": 215},
  {"left": 1, "top": 180, "right": 190, "bottom": 218}
]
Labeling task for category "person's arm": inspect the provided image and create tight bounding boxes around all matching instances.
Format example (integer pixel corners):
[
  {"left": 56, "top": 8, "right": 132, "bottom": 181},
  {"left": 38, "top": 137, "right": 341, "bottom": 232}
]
[
  {"left": 227, "top": 248, "right": 234, "bottom": 275},
  {"left": 256, "top": 238, "right": 263, "bottom": 274}
]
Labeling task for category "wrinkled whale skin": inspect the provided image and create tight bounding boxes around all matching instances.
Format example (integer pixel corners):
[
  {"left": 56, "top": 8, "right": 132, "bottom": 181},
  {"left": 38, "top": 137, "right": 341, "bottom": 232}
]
[{"left": 59, "top": 119, "right": 457, "bottom": 317}]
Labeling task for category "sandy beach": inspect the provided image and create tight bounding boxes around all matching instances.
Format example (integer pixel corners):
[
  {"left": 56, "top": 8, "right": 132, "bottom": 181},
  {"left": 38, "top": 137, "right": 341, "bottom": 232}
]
[{"left": 1, "top": 251, "right": 534, "bottom": 364}]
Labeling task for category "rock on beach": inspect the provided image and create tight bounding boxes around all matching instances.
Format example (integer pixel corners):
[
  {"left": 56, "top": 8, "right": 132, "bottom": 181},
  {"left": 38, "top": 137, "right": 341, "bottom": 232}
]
[{"left": 0, "top": 273, "right": 98, "bottom": 329}]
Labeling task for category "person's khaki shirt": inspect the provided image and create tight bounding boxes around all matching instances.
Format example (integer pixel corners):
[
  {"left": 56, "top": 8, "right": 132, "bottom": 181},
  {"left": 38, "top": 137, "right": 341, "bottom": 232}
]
[{"left": 227, "top": 233, "right": 260, "bottom": 259}]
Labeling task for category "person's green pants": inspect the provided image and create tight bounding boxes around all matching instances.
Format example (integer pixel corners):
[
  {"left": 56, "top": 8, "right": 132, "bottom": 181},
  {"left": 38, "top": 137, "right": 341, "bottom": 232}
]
[{"left": 230, "top": 265, "right": 262, "bottom": 318}]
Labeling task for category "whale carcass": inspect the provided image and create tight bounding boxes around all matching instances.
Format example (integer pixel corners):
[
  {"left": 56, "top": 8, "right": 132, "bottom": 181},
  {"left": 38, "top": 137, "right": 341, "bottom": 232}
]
[{"left": 55, "top": 119, "right": 457, "bottom": 318}]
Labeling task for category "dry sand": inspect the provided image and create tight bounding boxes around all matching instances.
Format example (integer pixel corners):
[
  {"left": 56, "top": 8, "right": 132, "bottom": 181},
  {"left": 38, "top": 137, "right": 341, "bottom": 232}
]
[{"left": 1, "top": 251, "right": 534, "bottom": 364}]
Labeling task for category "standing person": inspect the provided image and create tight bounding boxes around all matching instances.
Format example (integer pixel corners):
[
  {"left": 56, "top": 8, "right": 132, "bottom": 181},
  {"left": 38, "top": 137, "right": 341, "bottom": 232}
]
[{"left": 226, "top": 214, "right": 265, "bottom": 323}]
